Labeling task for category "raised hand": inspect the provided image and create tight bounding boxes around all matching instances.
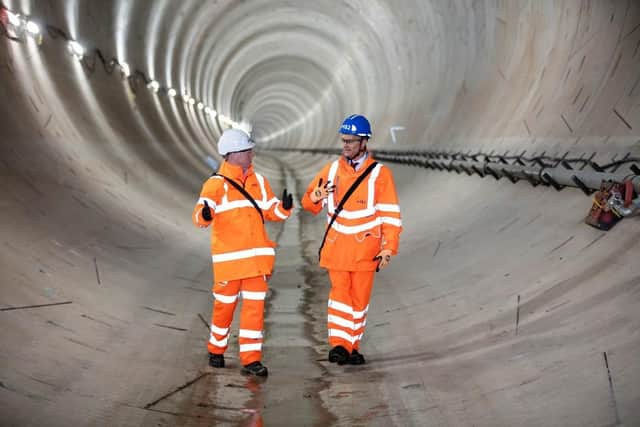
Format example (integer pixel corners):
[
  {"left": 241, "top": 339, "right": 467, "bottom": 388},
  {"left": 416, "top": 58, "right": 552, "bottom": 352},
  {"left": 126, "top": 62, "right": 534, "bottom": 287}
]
[
  {"left": 202, "top": 200, "right": 212, "bottom": 221},
  {"left": 309, "top": 177, "right": 335, "bottom": 204},
  {"left": 282, "top": 188, "right": 293, "bottom": 210}
]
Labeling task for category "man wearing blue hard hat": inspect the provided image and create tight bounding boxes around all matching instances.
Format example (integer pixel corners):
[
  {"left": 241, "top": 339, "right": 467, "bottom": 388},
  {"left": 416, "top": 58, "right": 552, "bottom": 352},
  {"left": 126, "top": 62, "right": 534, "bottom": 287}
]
[{"left": 301, "top": 114, "right": 403, "bottom": 365}]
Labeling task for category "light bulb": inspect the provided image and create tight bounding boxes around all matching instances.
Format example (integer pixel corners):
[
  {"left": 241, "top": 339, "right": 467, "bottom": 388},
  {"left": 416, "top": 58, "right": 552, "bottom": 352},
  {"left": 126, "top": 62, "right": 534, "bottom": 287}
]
[
  {"left": 7, "top": 11, "right": 21, "bottom": 28},
  {"left": 25, "top": 21, "right": 40, "bottom": 35},
  {"left": 120, "top": 62, "right": 131, "bottom": 77},
  {"left": 68, "top": 40, "right": 85, "bottom": 58},
  {"left": 147, "top": 80, "right": 160, "bottom": 92}
]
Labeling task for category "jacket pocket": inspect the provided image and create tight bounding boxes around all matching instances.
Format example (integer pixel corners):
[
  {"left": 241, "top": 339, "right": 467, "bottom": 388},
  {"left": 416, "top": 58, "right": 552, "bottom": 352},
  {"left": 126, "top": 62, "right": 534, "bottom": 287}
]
[
  {"left": 325, "top": 226, "right": 338, "bottom": 244},
  {"left": 354, "top": 226, "right": 381, "bottom": 262}
]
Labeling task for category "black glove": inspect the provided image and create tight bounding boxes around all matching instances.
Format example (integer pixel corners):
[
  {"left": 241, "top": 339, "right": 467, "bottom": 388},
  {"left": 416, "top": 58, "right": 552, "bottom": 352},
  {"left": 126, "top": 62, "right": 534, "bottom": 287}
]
[
  {"left": 202, "top": 200, "right": 212, "bottom": 221},
  {"left": 282, "top": 188, "right": 293, "bottom": 210}
]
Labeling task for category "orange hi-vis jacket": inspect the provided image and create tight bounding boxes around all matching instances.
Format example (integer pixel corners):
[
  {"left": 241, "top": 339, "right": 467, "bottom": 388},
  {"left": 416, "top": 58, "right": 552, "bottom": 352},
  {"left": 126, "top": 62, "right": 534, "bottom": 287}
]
[
  {"left": 301, "top": 154, "right": 402, "bottom": 271},
  {"left": 192, "top": 161, "right": 291, "bottom": 282}
]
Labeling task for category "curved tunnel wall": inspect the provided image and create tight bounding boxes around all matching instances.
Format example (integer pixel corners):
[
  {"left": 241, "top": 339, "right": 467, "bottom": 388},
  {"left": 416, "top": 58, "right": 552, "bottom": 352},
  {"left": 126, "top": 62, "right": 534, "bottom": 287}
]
[{"left": 1, "top": 0, "right": 639, "bottom": 425}]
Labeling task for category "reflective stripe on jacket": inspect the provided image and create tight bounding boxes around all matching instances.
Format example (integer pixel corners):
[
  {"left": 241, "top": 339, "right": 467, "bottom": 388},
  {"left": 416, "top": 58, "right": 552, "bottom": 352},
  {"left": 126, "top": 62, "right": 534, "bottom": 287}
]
[
  {"left": 193, "top": 161, "right": 290, "bottom": 281},
  {"left": 301, "top": 154, "right": 402, "bottom": 271}
]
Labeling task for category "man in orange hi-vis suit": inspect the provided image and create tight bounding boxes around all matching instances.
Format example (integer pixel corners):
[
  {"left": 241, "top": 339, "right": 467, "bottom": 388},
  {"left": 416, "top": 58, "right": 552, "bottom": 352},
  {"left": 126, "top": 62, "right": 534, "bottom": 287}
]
[
  {"left": 193, "top": 128, "right": 293, "bottom": 377},
  {"left": 301, "top": 114, "right": 402, "bottom": 366}
]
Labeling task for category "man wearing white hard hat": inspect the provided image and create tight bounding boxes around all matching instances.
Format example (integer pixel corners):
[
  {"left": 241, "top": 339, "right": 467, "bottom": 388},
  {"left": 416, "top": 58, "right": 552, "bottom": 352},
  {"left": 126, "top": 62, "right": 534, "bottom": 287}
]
[{"left": 192, "top": 128, "right": 293, "bottom": 377}]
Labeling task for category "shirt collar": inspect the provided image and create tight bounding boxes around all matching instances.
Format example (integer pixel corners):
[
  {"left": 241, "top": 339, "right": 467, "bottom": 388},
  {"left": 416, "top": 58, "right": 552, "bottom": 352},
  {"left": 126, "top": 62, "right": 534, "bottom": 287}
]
[{"left": 349, "top": 152, "right": 368, "bottom": 171}]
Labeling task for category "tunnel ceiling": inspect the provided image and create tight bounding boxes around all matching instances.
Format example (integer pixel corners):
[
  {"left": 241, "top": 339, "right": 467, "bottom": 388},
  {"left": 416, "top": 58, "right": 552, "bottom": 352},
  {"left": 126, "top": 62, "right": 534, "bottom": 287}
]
[{"left": 3, "top": 0, "right": 638, "bottom": 189}]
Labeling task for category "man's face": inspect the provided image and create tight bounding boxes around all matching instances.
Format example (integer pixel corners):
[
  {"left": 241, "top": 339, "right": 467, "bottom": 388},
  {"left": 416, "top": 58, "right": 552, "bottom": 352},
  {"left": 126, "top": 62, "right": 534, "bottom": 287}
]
[
  {"left": 227, "top": 148, "right": 254, "bottom": 170},
  {"left": 340, "top": 135, "right": 364, "bottom": 159}
]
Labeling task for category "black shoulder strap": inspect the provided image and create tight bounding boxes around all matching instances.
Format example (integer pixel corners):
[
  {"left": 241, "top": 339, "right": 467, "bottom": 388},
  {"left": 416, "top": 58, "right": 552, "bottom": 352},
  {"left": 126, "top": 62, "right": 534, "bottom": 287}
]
[
  {"left": 318, "top": 162, "right": 379, "bottom": 258},
  {"left": 214, "top": 173, "right": 264, "bottom": 223}
]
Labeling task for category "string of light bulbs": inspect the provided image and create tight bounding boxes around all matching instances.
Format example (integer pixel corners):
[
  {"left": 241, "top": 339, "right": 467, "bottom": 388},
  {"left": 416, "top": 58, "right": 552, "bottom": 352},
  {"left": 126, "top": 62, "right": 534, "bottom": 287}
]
[{"left": 0, "top": 3, "right": 251, "bottom": 135}]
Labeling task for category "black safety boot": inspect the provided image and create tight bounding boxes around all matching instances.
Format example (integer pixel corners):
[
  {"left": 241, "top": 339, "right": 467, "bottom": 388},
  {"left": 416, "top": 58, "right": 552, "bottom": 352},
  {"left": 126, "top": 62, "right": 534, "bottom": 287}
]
[
  {"left": 349, "top": 349, "right": 366, "bottom": 365},
  {"left": 241, "top": 361, "right": 268, "bottom": 377},
  {"left": 328, "top": 345, "right": 350, "bottom": 365},
  {"left": 209, "top": 353, "right": 225, "bottom": 368}
]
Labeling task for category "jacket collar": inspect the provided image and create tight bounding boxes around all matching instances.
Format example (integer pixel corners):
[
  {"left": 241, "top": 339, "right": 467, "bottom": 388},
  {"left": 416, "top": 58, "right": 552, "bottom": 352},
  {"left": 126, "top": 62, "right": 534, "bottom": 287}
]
[
  {"left": 338, "top": 152, "right": 375, "bottom": 174},
  {"left": 218, "top": 160, "right": 254, "bottom": 181}
]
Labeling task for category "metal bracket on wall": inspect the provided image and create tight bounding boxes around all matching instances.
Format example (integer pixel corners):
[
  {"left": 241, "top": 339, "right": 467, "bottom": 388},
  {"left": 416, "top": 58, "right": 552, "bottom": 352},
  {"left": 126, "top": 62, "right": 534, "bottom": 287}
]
[{"left": 266, "top": 147, "right": 640, "bottom": 195}]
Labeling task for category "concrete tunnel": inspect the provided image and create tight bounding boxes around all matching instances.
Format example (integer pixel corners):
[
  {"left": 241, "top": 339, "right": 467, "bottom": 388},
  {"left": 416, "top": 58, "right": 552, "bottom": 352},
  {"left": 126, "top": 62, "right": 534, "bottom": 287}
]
[{"left": 1, "top": 0, "right": 639, "bottom": 425}]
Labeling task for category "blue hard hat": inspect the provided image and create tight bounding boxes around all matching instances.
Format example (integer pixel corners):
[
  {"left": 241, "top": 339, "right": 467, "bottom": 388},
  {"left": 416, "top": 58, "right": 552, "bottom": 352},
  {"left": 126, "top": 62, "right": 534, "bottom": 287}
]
[{"left": 339, "top": 114, "right": 371, "bottom": 138}]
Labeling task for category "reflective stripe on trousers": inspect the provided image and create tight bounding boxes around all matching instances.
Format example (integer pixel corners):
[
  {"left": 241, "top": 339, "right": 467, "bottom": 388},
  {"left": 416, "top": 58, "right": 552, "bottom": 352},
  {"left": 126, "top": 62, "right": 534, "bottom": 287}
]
[
  {"left": 208, "top": 276, "right": 268, "bottom": 366},
  {"left": 327, "top": 270, "right": 375, "bottom": 352}
]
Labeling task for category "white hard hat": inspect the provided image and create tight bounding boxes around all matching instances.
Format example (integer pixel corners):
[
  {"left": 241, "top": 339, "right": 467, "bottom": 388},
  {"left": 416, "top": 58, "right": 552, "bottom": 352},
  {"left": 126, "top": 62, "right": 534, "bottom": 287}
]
[{"left": 217, "top": 128, "right": 255, "bottom": 155}]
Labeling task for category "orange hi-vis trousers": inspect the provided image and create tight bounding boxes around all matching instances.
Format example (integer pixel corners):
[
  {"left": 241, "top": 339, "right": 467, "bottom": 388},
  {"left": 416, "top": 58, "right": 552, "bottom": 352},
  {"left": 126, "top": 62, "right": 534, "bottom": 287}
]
[
  {"left": 208, "top": 276, "right": 267, "bottom": 366},
  {"left": 327, "top": 270, "right": 375, "bottom": 353}
]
